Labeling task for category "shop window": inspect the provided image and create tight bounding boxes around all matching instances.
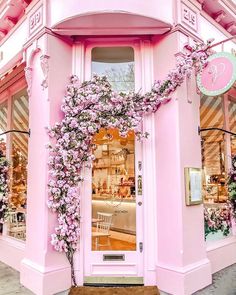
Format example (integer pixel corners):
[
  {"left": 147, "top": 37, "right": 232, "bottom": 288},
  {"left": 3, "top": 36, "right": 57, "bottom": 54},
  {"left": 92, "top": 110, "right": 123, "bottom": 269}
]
[
  {"left": 200, "top": 95, "right": 231, "bottom": 241},
  {"left": 0, "top": 89, "right": 28, "bottom": 241},
  {"left": 92, "top": 46, "right": 135, "bottom": 92},
  {"left": 91, "top": 47, "right": 136, "bottom": 251}
]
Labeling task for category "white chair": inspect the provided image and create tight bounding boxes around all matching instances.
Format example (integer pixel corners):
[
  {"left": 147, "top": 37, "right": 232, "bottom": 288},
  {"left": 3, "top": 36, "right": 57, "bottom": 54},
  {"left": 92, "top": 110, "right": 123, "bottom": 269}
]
[
  {"left": 92, "top": 212, "right": 113, "bottom": 250},
  {"left": 8, "top": 212, "right": 26, "bottom": 240}
]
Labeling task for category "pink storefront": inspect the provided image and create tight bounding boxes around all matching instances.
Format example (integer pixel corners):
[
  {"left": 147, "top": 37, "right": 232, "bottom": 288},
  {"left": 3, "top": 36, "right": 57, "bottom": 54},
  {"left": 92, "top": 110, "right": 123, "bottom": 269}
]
[{"left": 0, "top": 0, "right": 236, "bottom": 295}]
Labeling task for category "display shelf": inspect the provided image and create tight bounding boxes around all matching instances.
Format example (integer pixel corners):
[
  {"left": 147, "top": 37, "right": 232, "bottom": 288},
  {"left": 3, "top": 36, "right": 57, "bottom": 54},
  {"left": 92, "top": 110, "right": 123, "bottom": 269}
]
[
  {"left": 115, "top": 184, "right": 135, "bottom": 186},
  {"left": 92, "top": 196, "right": 136, "bottom": 203}
]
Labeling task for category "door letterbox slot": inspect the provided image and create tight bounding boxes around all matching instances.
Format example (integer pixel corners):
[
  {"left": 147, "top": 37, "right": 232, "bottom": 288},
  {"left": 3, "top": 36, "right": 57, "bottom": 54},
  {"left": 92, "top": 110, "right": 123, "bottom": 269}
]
[{"left": 103, "top": 254, "right": 125, "bottom": 261}]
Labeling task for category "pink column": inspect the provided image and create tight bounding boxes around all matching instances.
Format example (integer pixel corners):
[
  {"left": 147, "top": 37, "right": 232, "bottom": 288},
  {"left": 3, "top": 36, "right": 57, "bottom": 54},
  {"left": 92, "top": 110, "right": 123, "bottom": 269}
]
[
  {"left": 153, "top": 32, "right": 212, "bottom": 295},
  {"left": 20, "top": 32, "right": 73, "bottom": 295}
]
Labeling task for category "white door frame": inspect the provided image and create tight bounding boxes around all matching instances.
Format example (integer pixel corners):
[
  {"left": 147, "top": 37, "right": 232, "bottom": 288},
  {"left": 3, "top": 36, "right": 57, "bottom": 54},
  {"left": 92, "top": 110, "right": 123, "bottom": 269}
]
[{"left": 73, "top": 37, "right": 157, "bottom": 286}]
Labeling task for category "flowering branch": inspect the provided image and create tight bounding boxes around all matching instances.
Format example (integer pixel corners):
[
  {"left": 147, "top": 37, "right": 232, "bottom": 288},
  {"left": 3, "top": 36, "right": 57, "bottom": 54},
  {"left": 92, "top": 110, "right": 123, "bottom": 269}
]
[{"left": 47, "top": 41, "right": 213, "bottom": 285}]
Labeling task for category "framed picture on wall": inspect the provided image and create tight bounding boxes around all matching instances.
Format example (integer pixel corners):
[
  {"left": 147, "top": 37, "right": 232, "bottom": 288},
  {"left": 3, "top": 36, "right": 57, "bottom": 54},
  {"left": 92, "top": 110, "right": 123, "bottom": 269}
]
[{"left": 185, "top": 167, "right": 202, "bottom": 205}]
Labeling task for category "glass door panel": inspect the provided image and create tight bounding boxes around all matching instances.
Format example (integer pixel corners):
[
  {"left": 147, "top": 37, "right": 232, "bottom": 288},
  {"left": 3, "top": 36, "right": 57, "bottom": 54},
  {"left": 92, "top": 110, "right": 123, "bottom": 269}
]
[
  {"left": 92, "top": 129, "right": 136, "bottom": 251},
  {"left": 91, "top": 46, "right": 134, "bottom": 92}
]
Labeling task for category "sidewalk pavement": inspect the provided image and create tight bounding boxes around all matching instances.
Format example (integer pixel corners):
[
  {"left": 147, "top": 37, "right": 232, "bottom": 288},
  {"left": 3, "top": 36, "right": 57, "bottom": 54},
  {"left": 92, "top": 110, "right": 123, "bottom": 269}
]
[{"left": 0, "top": 261, "right": 236, "bottom": 295}]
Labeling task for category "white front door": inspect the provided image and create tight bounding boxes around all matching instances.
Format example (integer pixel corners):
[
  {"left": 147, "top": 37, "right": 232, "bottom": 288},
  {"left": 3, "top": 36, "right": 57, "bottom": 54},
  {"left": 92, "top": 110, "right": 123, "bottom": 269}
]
[{"left": 83, "top": 44, "right": 144, "bottom": 283}]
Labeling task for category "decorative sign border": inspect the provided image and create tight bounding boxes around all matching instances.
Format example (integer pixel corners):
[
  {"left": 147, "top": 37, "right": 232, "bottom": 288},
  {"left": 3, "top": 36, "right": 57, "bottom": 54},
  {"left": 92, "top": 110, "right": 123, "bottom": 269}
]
[
  {"left": 185, "top": 167, "right": 202, "bottom": 206},
  {"left": 197, "top": 52, "right": 236, "bottom": 97}
]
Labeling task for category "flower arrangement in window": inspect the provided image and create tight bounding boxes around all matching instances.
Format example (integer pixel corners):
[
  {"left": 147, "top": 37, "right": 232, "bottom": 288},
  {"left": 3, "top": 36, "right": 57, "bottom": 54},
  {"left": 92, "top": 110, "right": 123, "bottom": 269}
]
[
  {"left": 204, "top": 204, "right": 232, "bottom": 238},
  {"left": 204, "top": 155, "right": 236, "bottom": 238},
  {"left": 47, "top": 41, "right": 213, "bottom": 285},
  {"left": 0, "top": 142, "right": 9, "bottom": 228},
  {"left": 227, "top": 155, "right": 236, "bottom": 220}
]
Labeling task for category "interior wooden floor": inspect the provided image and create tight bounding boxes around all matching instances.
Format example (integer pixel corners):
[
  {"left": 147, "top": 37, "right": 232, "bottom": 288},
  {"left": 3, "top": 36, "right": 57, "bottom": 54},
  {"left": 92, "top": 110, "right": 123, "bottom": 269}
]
[{"left": 92, "top": 236, "right": 136, "bottom": 251}]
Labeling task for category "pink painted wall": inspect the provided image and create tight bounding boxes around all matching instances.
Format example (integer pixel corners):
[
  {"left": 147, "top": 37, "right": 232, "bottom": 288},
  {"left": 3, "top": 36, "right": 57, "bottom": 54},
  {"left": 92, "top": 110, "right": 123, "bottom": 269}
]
[
  {"left": 207, "top": 237, "right": 236, "bottom": 274},
  {"left": 20, "top": 33, "right": 73, "bottom": 295},
  {"left": 0, "top": 1, "right": 235, "bottom": 294},
  {"left": 153, "top": 32, "right": 212, "bottom": 295},
  {"left": 48, "top": 0, "right": 173, "bottom": 29},
  {"left": 0, "top": 239, "right": 25, "bottom": 271}
]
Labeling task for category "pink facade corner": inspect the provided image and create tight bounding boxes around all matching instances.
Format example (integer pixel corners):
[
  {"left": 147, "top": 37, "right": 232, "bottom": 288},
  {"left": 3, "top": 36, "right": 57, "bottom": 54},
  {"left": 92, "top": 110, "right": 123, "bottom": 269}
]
[{"left": 0, "top": 0, "right": 235, "bottom": 295}]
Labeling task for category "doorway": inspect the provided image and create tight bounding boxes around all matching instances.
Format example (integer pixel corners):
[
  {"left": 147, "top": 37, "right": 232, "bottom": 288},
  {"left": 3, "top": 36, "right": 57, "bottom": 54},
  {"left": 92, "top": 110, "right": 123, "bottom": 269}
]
[{"left": 83, "top": 45, "right": 144, "bottom": 283}]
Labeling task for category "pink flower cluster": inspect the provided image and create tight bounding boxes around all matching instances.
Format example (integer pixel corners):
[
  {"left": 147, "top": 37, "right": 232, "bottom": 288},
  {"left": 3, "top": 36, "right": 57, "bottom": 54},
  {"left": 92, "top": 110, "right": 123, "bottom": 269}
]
[
  {"left": 151, "top": 42, "right": 212, "bottom": 101},
  {"left": 47, "top": 41, "right": 213, "bottom": 279}
]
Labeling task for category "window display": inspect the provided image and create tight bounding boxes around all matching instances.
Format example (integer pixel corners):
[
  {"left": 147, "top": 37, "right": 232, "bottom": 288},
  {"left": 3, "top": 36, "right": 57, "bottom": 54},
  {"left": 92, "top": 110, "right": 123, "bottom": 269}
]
[
  {"left": 200, "top": 94, "right": 236, "bottom": 241},
  {"left": 0, "top": 89, "right": 28, "bottom": 241},
  {"left": 91, "top": 129, "right": 136, "bottom": 251},
  {"left": 200, "top": 95, "right": 227, "bottom": 204}
]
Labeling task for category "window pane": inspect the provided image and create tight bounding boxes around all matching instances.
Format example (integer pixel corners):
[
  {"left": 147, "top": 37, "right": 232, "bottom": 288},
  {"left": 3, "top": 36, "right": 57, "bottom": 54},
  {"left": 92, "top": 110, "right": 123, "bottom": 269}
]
[
  {"left": 0, "top": 100, "right": 7, "bottom": 234},
  {"left": 200, "top": 95, "right": 231, "bottom": 241},
  {"left": 92, "top": 129, "right": 136, "bottom": 251},
  {"left": 228, "top": 98, "right": 236, "bottom": 155},
  {"left": 92, "top": 47, "right": 134, "bottom": 92},
  {"left": 200, "top": 95, "right": 227, "bottom": 204},
  {"left": 8, "top": 89, "right": 28, "bottom": 241},
  {"left": 0, "top": 100, "right": 8, "bottom": 145},
  {"left": 202, "top": 133, "right": 227, "bottom": 203}
]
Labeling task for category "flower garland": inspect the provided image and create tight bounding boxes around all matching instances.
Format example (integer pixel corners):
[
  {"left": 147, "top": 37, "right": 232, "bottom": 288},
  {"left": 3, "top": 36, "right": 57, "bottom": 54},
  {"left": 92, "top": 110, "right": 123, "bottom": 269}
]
[
  {"left": 0, "top": 145, "right": 9, "bottom": 226},
  {"left": 47, "top": 41, "right": 213, "bottom": 285}
]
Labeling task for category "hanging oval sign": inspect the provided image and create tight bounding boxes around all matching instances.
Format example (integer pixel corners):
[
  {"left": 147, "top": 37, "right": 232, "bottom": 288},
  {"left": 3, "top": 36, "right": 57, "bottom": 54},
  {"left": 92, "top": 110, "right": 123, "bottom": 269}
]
[{"left": 197, "top": 52, "right": 236, "bottom": 96}]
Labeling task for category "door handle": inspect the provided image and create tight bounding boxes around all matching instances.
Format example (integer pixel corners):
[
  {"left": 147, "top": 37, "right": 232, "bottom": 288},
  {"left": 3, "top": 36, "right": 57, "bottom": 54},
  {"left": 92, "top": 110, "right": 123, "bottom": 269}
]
[
  {"left": 139, "top": 242, "right": 143, "bottom": 253},
  {"left": 138, "top": 201, "right": 142, "bottom": 206}
]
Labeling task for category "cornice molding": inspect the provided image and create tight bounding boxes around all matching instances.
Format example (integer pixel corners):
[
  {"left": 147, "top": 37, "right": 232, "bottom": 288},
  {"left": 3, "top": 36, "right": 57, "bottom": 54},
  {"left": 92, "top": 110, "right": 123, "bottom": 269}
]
[
  {"left": 200, "top": 9, "right": 236, "bottom": 44},
  {"left": 23, "top": 26, "right": 51, "bottom": 49},
  {"left": 168, "top": 24, "right": 203, "bottom": 43},
  {"left": 23, "top": 26, "right": 73, "bottom": 51}
]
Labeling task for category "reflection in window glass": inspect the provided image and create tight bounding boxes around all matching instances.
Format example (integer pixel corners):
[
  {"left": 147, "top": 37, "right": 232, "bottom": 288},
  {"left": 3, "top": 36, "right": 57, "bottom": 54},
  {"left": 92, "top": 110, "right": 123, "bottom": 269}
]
[
  {"left": 92, "top": 47, "right": 134, "bottom": 92},
  {"left": 91, "top": 129, "right": 136, "bottom": 251},
  {"left": 202, "top": 133, "right": 227, "bottom": 203},
  {"left": 8, "top": 89, "right": 28, "bottom": 241},
  {"left": 0, "top": 100, "right": 7, "bottom": 234},
  {"left": 0, "top": 100, "right": 7, "bottom": 145},
  {"left": 229, "top": 98, "right": 236, "bottom": 155},
  {"left": 200, "top": 95, "right": 227, "bottom": 204},
  {"left": 200, "top": 95, "right": 231, "bottom": 241}
]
